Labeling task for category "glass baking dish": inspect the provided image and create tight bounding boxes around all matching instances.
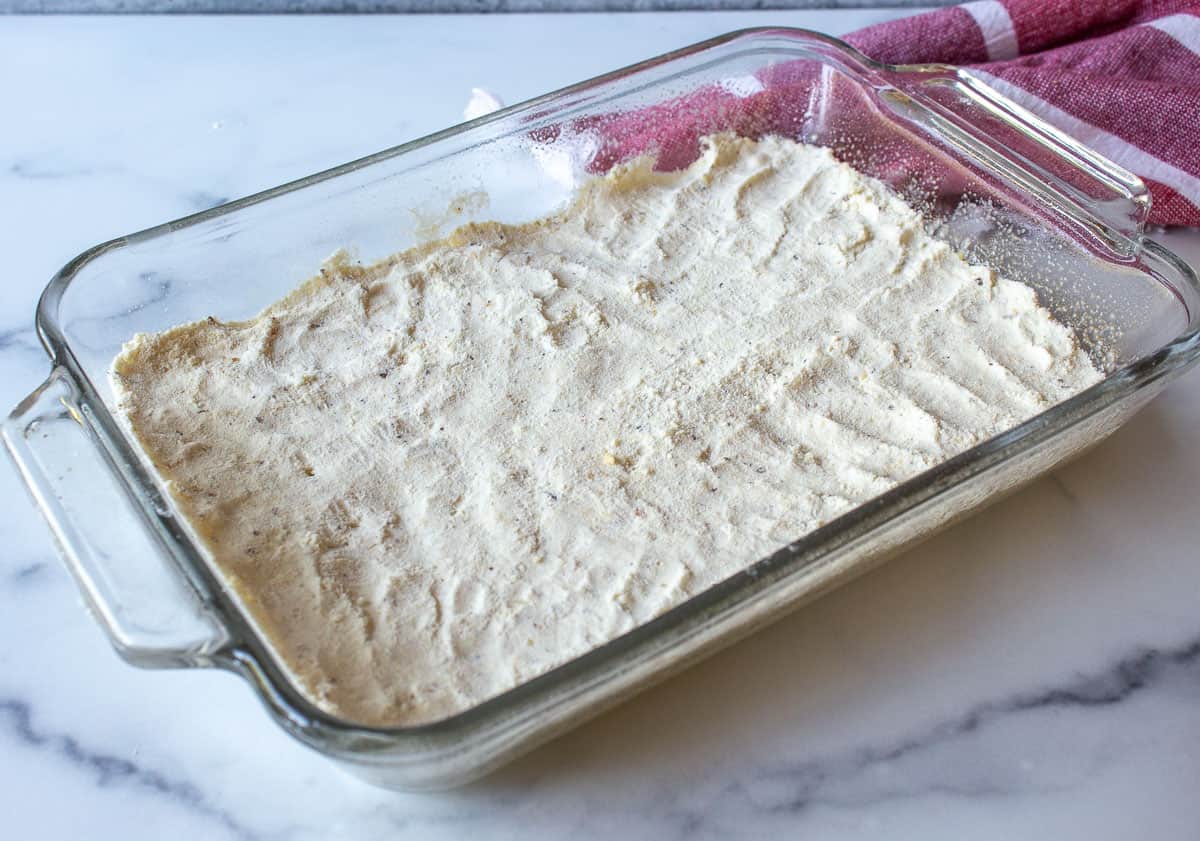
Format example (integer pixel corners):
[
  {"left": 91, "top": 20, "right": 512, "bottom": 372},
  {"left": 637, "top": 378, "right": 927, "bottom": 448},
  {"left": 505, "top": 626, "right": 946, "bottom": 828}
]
[{"left": 5, "top": 28, "right": 1199, "bottom": 790}]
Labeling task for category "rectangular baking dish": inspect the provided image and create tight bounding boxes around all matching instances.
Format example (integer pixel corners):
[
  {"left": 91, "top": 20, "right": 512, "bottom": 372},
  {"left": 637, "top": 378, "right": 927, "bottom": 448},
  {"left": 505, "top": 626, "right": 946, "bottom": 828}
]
[{"left": 5, "top": 28, "right": 1200, "bottom": 790}]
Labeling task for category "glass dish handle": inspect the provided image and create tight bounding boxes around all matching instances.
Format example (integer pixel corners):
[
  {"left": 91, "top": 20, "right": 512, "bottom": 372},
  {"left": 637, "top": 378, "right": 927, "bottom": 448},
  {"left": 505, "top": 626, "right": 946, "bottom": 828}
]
[
  {"left": 3, "top": 370, "right": 229, "bottom": 667},
  {"left": 887, "top": 66, "right": 1152, "bottom": 252}
]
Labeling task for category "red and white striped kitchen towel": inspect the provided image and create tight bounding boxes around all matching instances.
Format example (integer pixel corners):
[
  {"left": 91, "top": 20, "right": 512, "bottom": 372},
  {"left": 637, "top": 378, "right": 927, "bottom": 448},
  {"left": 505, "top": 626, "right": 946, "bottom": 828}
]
[{"left": 847, "top": 0, "right": 1200, "bottom": 227}]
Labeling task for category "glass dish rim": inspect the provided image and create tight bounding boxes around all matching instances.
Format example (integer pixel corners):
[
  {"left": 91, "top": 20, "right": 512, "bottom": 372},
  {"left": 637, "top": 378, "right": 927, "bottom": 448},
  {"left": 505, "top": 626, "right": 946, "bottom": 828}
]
[{"left": 28, "top": 26, "right": 1200, "bottom": 751}]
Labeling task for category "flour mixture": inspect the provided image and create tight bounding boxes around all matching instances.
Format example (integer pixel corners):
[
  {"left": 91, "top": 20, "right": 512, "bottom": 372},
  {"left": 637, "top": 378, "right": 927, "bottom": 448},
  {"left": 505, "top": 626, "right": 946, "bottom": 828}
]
[{"left": 111, "top": 135, "right": 1102, "bottom": 726}]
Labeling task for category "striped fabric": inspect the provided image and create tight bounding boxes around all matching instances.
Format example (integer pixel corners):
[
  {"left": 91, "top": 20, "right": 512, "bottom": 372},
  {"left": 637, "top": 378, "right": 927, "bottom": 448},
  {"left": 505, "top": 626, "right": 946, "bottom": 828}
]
[{"left": 847, "top": 0, "right": 1200, "bottom": 226}]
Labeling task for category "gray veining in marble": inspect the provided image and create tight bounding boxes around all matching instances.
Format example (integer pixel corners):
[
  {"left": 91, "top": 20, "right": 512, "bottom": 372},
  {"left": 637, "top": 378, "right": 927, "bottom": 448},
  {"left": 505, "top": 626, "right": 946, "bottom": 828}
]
[{"left": 0, "top": 698, "right": 265, "bottom": 841}]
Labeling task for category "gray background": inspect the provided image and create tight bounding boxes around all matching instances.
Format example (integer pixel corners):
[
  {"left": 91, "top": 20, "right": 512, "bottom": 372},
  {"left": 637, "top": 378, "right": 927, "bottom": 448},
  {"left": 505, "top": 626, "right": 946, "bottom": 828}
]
[{"left": 6, "top": 0, "right": 943, "bottom": 14}]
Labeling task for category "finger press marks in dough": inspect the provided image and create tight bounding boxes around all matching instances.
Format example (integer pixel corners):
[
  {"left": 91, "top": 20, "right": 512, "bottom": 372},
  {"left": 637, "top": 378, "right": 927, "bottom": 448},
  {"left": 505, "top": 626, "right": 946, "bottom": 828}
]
[
  {"left": 290, "top": 451, "right": 316, "bottom": 478},
  {"left": 110, "top": 134, "right": 1104, "bottom": 727},
  {"left": 361, "top": 280, "right": 394, "bottom": 318},
  {"left": 258, "top": 316, "right": 282, "bottom": 361}
]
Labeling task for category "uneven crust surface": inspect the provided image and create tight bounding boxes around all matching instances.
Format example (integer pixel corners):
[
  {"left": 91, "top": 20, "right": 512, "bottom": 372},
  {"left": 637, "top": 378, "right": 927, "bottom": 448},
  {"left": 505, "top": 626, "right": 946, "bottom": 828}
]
[{"left": 112, "top": 135, "right": 1102, "bottom": 726}]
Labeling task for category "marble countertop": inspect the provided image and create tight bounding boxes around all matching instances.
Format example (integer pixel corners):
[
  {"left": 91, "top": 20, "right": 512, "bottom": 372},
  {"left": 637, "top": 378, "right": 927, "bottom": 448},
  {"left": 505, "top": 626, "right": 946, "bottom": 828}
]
[
  {"left": 3, "top": 11, "right": 1200, "bottom": 839},
  {"left": 5, "top": 0, "right": 946, "bottom": 15}
]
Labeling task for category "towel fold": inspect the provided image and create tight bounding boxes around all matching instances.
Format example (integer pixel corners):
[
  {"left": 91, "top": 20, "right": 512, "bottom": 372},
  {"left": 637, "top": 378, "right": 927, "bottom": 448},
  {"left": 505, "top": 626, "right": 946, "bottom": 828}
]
[
  {"left": 577, "top": 2, "right": 1200, "bottom": 227},
  {"left": 848, "top": 0, "right": 1200, "bottom": 226}
]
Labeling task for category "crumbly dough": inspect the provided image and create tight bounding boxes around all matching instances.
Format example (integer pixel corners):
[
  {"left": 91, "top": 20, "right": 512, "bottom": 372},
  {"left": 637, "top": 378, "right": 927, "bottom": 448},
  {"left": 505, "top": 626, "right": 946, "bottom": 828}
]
[{"left": 111, "top": 135, "right": 1102, "bottom": 727}]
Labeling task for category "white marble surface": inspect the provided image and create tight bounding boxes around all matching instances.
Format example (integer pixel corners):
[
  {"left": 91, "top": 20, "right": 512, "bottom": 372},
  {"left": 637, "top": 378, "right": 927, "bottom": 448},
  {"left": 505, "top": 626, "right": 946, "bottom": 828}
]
[{"left": 3, "top": 12, "right": 1200, "bottom": 840}]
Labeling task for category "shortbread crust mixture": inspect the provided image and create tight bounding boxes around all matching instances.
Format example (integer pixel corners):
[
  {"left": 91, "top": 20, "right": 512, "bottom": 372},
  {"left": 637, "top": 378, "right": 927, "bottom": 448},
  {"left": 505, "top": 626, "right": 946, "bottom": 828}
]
[{"left": 112, "top": 135, "right": 1102, "bottom": 725}]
